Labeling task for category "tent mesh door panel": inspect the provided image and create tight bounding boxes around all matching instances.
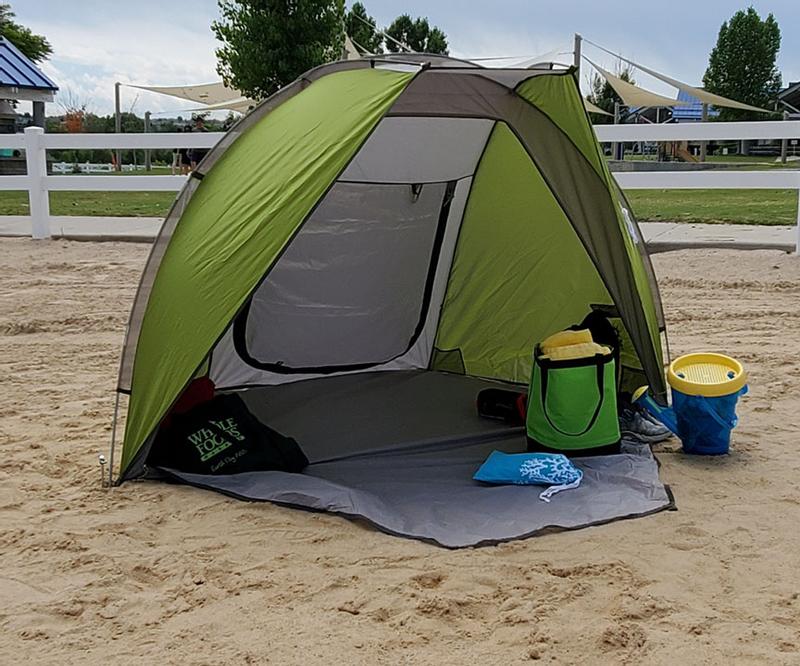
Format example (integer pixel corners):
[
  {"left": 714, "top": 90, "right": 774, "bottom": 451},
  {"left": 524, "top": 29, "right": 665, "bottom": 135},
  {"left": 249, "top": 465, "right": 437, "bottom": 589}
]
[{"left": 235, "top": 181, "right": 449, "bottom": 371}]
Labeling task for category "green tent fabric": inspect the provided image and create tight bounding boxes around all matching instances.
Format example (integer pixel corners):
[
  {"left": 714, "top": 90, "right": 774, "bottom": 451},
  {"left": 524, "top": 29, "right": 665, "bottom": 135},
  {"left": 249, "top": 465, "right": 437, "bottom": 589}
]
[
  {"left": 433, "top": 123, "right": 612, "bottom": 381},
  {"left": 515, "top": 73, "right": 606, "bottom": 178},
  {"left": 120, "top": 68, "right": 413, "bottom": 472},
  {"left": 516, "top": 72, "right": 664, "bottom": 375},
  {"left": 113, "top": 57, "right": 667, "bottom": 481}
]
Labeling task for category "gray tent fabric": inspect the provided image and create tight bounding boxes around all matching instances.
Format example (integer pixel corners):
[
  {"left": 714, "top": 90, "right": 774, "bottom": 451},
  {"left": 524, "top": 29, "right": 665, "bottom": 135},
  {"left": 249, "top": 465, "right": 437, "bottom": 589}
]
[
  {"left": 236, "top": 371, "right": 519, "bottom": 461},
  {"left": 163, "top": 443, "right": 672, "bottom": 549},
  {"left": 156, "top": 372, "right": 673, "bottom": 548},
  {"left": 240, "top": 182, "right": 449, "bottom": 370}
]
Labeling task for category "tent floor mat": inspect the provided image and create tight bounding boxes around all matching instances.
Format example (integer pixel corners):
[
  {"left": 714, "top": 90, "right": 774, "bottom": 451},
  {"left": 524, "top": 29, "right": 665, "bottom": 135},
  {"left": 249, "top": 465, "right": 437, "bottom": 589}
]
[{"left": 158, "top": 371, "right": 674, "bottom": 548}]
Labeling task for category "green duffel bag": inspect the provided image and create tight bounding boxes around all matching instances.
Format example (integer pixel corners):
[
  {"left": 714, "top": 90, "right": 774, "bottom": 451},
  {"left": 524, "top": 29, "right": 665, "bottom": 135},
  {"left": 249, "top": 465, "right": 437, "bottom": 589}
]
[{"left": 526, "top": 350, "right": 621, "bottom": 453}]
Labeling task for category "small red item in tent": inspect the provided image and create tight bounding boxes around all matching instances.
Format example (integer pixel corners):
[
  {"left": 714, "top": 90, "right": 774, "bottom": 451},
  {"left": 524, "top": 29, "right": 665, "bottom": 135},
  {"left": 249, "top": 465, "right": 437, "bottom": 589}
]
[
  {"left": 173, "top": 377, "right": 216, "bottom": 414},
  {"left": 476, "top": 388, "right": 527, "bottom": 426},
  {"left": 515, "top": 393, "right": 527, "bottom": 423},
  {"left": 161, "top": 377, "right": 216, "bottom": 429}
]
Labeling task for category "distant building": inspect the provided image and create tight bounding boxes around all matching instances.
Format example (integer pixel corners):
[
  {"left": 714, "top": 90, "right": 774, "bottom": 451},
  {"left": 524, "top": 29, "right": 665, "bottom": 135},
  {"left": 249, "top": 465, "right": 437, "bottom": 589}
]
[
  {"left": 0, "top": 36, "right": 58, "bottom": 133},
  {"left": 778, "top": 81, "right": 800, "bottom": 117},
  {"left": 670, "top": 90, "right": 720, "bottom": 123}
]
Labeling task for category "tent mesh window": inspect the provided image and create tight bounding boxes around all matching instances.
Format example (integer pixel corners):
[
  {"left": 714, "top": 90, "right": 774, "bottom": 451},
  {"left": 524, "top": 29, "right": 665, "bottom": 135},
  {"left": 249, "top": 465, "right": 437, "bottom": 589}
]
[{"left": 234, "top": 181, "right": 451, "bottom": 372}]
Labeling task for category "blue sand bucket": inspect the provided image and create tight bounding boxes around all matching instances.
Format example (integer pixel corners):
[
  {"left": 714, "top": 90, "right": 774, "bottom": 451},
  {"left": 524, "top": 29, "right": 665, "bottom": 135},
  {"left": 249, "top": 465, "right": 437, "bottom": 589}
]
[{"left": 634, "top": 353, "right": 747, "bottom": 455}]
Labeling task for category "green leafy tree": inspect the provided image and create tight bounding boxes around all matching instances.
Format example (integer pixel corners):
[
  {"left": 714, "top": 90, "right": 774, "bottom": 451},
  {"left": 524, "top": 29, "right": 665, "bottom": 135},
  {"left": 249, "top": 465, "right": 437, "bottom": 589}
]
[
  {"left": 586, "top": 65, "right": 635, "bottom": 124},
  {"left": 213, "top": 0, "right": 345, "bottom": 100},
  {"left": 345, "top": 2, "right": 382, "bottom": 54},
  {"left": 0, "top": 3, "right": 52, "bottom": 62},
  {"left": 703, "top": 7, "right": 781, "bottom": 121},
  {"left": 385, "top": 14, "right": 448, "bottom": 55}
]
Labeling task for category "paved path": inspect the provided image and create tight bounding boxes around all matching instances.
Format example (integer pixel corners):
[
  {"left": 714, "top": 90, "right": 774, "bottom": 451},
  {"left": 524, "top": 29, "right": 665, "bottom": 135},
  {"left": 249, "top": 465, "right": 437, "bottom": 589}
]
[
  {"left": 0, "top": 215, "right": 796, "bottom": 253},
  {"left": 640, "top": 222, "right": 796, "bottom": 253},
  {"left": 0, "top": 216, "right": 161, "bottom": 242}
]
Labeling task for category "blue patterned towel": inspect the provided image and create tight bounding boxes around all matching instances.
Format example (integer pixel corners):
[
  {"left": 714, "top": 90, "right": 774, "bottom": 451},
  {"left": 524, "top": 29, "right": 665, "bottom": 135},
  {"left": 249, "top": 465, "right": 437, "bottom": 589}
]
[{"left": 473, "top": 451, "right": 583, "bottom": 502}]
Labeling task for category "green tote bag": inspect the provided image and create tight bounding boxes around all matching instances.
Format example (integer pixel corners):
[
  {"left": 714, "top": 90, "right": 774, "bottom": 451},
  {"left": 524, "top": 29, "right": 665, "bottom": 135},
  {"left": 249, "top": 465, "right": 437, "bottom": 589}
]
[{"left": 526, "top": 351, "right": 621, "bottom": 451}]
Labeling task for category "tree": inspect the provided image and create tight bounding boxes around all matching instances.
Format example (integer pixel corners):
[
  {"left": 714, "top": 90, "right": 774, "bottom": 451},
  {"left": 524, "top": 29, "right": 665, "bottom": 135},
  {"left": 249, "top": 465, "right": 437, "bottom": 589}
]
[
  {"left": 213, "top": 0, "right": 345, "bottom": 101},
  {"left": 0, "top": 3, "right": 52, "bottom": 62},
  {"left": 703, "top": 7, "right": 781, "bottom": 121},
  {"left": 345, "top": 2, "right": 382, "bottom": 54},
  {"left": 586, "top": 65, "right": 635, "bottom": 124},
  {"left": 58, "top": 90, "right": 89, "bottom": 133},
  {"left": 384, "top": 14, "right": 448, "bottom": 55}
]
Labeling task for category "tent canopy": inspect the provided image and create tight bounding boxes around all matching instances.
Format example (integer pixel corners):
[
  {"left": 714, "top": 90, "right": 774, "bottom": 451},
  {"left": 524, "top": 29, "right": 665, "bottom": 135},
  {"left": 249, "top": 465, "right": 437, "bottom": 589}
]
[{"left": 114, "top": 56, "right": 666, "bottom": 489}]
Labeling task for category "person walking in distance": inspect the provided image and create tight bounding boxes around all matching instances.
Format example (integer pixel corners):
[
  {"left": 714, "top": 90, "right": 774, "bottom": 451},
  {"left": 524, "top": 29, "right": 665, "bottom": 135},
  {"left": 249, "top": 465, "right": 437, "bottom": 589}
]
[{"left": 188, "top": 115, "right": 209, "bottom": 171}]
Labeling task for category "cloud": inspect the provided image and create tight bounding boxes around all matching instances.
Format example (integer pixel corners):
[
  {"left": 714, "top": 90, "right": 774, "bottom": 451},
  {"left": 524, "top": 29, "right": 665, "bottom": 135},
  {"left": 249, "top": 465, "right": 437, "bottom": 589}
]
[
  {"left": 15, "top": 0, "right": 800, "bottom": 116},
  {"left": 20, "top": 5, "right": 224, "bottom": 115}
]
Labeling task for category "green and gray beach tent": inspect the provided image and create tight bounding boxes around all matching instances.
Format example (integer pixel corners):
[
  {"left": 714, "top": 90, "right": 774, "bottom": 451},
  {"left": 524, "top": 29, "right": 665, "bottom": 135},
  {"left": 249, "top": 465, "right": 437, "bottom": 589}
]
[{"left": 114, "top": 54, "right": 667, "bottom": 482}]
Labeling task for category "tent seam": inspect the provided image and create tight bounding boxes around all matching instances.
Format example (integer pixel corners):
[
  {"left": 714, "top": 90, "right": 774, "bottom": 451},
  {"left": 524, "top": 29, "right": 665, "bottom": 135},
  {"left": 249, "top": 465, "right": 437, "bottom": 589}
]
[{"left": 427, "top": 120, "right": 498, "bottom": 371}]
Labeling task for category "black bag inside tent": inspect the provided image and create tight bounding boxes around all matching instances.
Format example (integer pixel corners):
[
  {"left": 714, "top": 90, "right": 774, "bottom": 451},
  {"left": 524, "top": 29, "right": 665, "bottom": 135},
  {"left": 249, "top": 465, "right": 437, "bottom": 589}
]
[{"left": 150, "top": 393, "right": 308, "bottom": 476}]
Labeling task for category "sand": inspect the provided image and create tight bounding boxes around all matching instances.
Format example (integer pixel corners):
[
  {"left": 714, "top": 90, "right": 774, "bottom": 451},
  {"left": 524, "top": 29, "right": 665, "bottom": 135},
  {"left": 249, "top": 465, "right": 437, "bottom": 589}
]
[{"left": 1, "top": 238, "right": 799, "bottom": 664}]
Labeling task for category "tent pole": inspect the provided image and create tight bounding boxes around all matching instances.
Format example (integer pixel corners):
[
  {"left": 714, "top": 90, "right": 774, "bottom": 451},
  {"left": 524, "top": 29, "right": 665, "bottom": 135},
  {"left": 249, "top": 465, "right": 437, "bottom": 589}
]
[
  {"left": 573, "top": 33, "right": 582, "bottom": 78},
  {"left": 108, "top": 391, "right": 121, "bottom": 487}
]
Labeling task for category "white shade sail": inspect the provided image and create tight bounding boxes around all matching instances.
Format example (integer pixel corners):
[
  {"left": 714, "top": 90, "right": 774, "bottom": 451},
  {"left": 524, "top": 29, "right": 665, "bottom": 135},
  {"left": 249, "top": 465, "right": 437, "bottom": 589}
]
[
  {"left": 584, "top": 38, "right": 772, "bottom": 113},
  {"left": 587, "top": 59, "right": 690, "bottom": 108},
  {"left": 130, "top": 81, "right": 243, "bottom": 105},
  {"left": 344, "top": 35, "right": 362, "bottom": 60},
  {"left": 129, "top": 81, "right": 257, "bottom": 114},
  {"left": 584, "top": 98, "right": 613, "bottom": 116},
  {"left": 183, "top": 96, "right": 255, "bottom": 113}
]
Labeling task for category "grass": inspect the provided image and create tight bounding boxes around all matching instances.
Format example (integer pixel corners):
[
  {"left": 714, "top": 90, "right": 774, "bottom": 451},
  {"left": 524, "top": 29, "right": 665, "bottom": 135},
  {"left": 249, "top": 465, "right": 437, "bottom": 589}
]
[
  {"left": 626, "top": 189, "right": 797, "bottom": 226},
  {"left": 0, "top": 190, "right": 175, "bottom": 217},
  {"left": 0, "top": 187, "right": 796, "bottom": 226}
]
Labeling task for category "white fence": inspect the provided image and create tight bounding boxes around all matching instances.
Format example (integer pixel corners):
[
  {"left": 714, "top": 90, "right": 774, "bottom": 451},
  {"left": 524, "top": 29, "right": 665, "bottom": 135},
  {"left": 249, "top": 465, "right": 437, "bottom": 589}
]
[
  {"left": 2, "top": 123, "right": 800, "bottom": 251},
  {"left": 52, "top": 162, "right": 152, "bottom": 174}
]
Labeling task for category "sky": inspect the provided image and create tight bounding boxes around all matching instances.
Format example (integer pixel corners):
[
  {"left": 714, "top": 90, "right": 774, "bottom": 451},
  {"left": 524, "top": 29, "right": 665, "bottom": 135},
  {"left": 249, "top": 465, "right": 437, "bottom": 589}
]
[{"left": 14, "top": 0, "right": 800, "bottom": 117}]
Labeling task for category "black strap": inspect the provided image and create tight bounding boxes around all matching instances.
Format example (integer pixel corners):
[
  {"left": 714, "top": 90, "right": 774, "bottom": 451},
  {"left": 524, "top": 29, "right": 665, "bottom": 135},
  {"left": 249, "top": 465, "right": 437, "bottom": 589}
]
[{"left": 539, "top": 354, "right": 606, "bottom": 437}]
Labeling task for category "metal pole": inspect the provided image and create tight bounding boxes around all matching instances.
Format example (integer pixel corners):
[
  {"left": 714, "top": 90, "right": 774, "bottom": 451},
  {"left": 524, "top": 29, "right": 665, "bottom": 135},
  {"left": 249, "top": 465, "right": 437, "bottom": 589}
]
[
  {"left": 781, "top": 110, "right": 789, "bottom": 164},
  {"left": 613, "top": 101, "right": 621, "bottom": 160},
  {"left": 573, "top": 33, "right": 582, "bottom": 78},
  {"left": 108, "top": 391, "right": 120, "bottom": 487},
  {"left": 144, "top": 111, "right": 151, "bottom": 171},
  {"left": 699, "top": 103, "right": 708, "bottom": 162},
  {"left": 114, "top": 82, "right": 121, "bottom": 171},
  {"left": 32, "top": 100, "right": 45, "bottom": 128}
]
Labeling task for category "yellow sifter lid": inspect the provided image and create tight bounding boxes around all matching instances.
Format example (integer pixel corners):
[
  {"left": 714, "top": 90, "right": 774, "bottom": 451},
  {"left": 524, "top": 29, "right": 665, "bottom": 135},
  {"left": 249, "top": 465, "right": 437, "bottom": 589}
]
[{"left": 667, "top": 353, "right": 747, "bottom": 397}]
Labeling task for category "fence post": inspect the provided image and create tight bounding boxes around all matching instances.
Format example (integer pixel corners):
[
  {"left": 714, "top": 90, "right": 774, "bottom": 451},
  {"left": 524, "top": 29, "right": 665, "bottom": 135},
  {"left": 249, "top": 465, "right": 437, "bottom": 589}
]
[
  {"left": 781, "top": 110, "right": 789, "bottom": 165},
  {"left": 24, "top": 126, "right": 50, "bottom": 239}
]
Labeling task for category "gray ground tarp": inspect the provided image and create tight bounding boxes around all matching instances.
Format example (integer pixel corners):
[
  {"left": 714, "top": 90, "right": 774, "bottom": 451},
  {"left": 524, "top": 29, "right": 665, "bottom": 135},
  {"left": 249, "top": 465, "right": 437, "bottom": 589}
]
[
  {"left": 159, "top": 371, "right": 673, "bottom": 548},
  {"left": 166, "top": 443, "right": 671, "bottom": 548}
]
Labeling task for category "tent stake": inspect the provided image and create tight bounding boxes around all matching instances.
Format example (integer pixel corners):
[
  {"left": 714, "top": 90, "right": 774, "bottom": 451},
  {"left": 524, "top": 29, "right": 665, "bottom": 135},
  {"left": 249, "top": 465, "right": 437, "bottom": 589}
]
[{"left": 98, "top": 454, "right": 107, "bottom": 488}]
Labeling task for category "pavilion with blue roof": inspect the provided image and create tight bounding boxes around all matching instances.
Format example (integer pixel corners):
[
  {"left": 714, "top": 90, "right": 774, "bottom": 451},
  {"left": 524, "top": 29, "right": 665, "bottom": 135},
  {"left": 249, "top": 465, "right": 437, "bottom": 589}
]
[{"left": 0, "top": 36, "right": 58, "bottom": 128}]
